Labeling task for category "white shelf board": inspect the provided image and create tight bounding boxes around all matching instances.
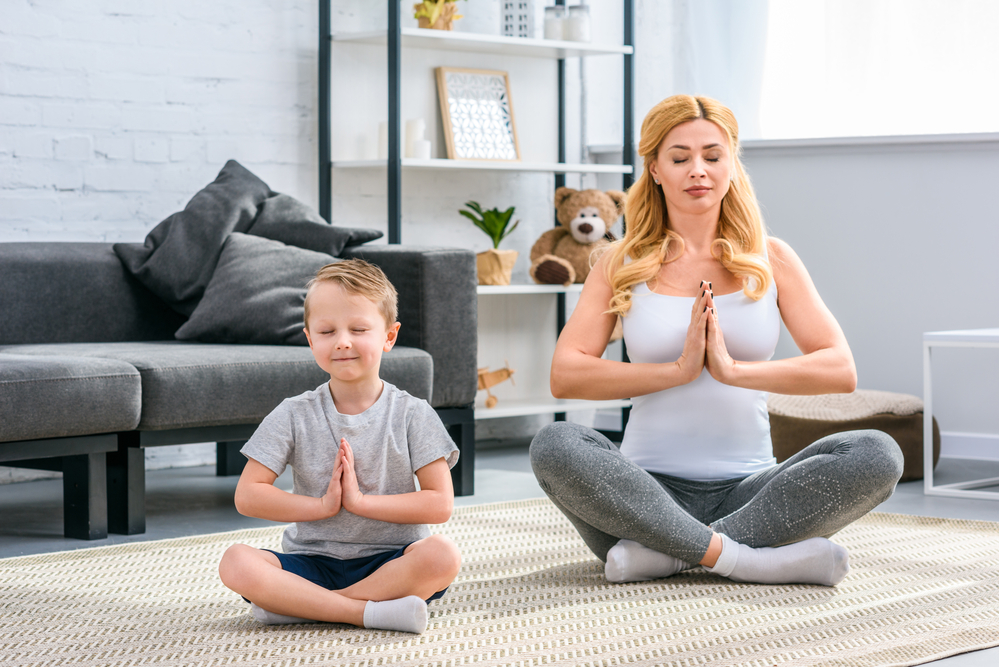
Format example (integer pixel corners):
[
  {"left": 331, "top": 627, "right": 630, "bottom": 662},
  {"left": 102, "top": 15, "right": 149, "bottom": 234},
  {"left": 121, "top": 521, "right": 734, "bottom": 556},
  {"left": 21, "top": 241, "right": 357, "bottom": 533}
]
[
  {"left": 332, "top": 28, "right": 633, "bottom": 59},
  {"left": 477, "top": 283, "right": 583, "bottom": 296},
  {"left": 474, "top": 397, "right": 632, "bottom": 420},
  {"left": 332, "top": 158, "right": 632, "bottom": 175}
]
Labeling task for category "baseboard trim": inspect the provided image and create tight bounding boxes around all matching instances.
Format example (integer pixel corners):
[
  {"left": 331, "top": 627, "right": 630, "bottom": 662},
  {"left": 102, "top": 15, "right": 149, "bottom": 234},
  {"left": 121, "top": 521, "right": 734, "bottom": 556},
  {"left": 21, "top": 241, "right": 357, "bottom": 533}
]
[{"left": 941, "top": 431, "right": 999, "bottom": 461}]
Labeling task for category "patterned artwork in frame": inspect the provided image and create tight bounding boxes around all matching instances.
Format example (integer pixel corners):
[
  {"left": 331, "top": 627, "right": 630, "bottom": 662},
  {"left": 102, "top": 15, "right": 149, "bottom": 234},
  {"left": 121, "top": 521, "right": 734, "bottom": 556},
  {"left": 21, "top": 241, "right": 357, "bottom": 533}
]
[{"left": 436, "top": 67, "right": 520, "bottom": 161}]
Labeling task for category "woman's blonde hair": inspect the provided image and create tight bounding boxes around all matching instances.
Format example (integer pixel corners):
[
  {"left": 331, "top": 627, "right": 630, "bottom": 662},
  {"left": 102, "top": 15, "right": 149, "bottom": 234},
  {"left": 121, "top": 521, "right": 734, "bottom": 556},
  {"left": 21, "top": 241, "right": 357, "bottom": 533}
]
[{"left": 605, "top": 95, "right": 771, "bottom": 316}]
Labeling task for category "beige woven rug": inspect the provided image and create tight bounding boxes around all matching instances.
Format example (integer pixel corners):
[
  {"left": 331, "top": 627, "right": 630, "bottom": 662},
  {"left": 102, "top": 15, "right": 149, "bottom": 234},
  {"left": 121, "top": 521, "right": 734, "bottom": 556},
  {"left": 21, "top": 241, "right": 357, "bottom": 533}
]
[{"left": 2, "top": 499, "right": 999, "bottom": 667}]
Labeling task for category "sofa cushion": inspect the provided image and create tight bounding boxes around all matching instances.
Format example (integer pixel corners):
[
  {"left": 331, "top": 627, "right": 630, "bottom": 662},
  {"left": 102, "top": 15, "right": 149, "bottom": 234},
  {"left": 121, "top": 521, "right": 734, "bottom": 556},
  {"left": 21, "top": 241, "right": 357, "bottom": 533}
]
[
  {"left": 114, "top": 160, "right": 274, "bottom": 317},
  {"left": 248, "top": 194, "right": 383, "bottom": 254},
  {"left": 175, "top": 233, "right": 338, "bottom": 346},
  {"left": 0, "top": 354, "right": 141, "bottom": 442},
  {"left": 0, "top": 343, "right": 433, "bottom": 431}
]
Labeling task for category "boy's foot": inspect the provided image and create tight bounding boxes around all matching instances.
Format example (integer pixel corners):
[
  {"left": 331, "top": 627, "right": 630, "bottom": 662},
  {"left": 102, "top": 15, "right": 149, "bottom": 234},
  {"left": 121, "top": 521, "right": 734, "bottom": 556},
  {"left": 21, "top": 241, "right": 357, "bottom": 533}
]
[
  {"left": 706, "top": 534, "right": 850, "bottom": 586},
  {"left": 362, "top": 596, "right": 428, "bottom": 634},
  {"left": 250, "top": 603, "right": 317, "bottom": 625},
  {"left": 605, "top": 539, "right": 691, "bottom": 582}
]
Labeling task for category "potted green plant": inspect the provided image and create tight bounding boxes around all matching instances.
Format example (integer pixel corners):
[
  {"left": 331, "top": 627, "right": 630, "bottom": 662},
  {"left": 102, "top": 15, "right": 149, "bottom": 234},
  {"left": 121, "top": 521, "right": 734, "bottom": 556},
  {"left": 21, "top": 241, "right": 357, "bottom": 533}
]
[
  {"left": 414, "top": 0, "right": 465, "bottom": 30},
  {"left": 460, "top": 200, "right": 520, "bottom": 285}
]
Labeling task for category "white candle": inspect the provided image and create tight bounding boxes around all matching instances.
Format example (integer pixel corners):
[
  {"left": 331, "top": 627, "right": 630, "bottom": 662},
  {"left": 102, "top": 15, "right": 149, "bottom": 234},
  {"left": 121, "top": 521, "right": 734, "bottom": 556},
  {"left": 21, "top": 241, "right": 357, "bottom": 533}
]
[
  {"left": 412, "top": 138, "right": 432, "bottom": 160},
  {"left": 405, "top": 118, "right": 426, "bottom": 158}
]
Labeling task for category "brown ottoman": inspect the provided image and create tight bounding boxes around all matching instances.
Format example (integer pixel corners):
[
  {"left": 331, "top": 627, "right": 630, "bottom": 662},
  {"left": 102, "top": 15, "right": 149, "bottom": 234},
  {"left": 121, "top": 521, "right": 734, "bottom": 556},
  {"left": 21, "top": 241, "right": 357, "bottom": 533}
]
[{"left": 767, "top": 389, "right": 940, "bottom": 482}]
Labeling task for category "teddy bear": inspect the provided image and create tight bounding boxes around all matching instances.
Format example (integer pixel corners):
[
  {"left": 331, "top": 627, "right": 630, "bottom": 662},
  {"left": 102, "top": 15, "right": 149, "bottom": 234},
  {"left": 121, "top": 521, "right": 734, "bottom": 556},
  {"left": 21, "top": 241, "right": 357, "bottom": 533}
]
[{"left": 529, "top": 187, "right": 626, "bottom": 287}]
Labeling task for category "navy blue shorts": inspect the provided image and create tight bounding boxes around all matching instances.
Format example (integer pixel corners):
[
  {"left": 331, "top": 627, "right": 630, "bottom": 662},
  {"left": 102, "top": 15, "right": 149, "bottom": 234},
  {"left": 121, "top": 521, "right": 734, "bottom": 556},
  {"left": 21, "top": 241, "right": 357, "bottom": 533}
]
[{"left": 264, "top": 543, "right": 447, "bottom": 603}]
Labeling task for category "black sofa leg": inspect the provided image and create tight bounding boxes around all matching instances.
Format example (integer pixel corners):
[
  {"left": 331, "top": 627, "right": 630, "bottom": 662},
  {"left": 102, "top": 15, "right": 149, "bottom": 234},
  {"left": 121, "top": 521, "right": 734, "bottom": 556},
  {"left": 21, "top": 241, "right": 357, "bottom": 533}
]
[
  {"left": 446, "top": 418, "right": 475, "bottom": 497},
  {"left": 62, "top": 452, "right": 108, "bottom": 540},
  {"left": 107, "top": 433, "right": 145, "bottom": 535},
  {"left": 217, "top": 441, "right": 247, "bottom": 476}
]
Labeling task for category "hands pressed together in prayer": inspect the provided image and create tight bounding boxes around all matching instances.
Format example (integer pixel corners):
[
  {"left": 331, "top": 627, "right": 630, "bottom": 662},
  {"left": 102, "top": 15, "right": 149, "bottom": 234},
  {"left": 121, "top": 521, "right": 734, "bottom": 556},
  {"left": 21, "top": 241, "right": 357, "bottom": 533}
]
[
  {"left": 675, "top": 279, "right": 738, "bottom": 385},
  {"left": 319, "top": 438, "right": 362, "bottom": 519}
]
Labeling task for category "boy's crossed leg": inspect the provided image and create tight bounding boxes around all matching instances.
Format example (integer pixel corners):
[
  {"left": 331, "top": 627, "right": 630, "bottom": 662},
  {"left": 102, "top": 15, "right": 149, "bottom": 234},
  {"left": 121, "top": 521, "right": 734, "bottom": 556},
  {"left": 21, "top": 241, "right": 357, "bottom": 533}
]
[{"left": 219, "top": 533, "right": 461, "bottom": 633}]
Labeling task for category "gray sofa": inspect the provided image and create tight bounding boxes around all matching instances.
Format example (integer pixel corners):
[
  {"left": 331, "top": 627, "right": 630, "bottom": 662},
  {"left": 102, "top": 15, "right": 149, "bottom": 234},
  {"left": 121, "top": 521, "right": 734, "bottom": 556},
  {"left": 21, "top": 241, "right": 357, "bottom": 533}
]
[{"left": 0, "top": 241, "right": 477, "bottom": 540}]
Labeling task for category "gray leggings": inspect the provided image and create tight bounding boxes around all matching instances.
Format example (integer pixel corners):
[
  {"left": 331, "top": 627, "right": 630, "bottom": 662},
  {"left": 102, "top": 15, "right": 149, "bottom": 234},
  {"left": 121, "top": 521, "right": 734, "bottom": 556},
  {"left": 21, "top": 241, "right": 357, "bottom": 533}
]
[{"left": 530, "top": 422, "right": 904, "bottom": 564}]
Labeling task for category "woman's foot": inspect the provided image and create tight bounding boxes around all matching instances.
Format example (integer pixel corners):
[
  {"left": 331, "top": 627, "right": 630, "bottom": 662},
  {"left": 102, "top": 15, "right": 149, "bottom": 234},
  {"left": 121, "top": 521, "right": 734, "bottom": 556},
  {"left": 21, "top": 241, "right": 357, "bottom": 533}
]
[
  {"left": 706, "top": 535, "right": 850, "bottom": 586},
  {"left": 605, "top": 539, "right": 692, "bottom": 583}
]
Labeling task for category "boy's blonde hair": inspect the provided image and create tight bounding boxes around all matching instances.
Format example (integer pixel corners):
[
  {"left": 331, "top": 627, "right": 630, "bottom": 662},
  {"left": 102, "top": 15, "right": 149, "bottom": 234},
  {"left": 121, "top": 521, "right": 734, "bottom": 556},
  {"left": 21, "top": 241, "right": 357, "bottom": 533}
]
[{"left": 304, "top": 259, "right": 398, "bottom": 328}]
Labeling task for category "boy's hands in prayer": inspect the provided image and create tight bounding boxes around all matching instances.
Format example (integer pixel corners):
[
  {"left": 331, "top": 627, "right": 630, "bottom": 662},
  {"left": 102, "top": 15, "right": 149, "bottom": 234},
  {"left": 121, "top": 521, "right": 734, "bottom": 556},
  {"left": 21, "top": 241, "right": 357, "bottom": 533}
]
[
  {"left": 338, "top": 438, "right": 364, "bottom": 514},
  {"left": 319, "top": 452, "right": 343, "bottom": 518}
]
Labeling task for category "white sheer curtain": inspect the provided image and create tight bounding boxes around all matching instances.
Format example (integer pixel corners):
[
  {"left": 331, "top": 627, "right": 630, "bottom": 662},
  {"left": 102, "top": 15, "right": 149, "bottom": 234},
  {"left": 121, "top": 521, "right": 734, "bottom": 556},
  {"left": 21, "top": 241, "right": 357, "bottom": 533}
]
[
  {"left": 759, "top": 0, "right": 999, "bottom": 139},
  {"left": 669, "top": 0, "right": 770, "bottom": 139}
]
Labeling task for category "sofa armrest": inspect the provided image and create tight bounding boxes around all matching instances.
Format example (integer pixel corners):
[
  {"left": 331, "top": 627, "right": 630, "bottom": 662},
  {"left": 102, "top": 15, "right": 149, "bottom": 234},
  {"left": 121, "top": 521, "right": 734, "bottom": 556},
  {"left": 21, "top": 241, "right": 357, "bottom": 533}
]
[{"left": 341, "top": 245, "right": 477, "bottom": 409}]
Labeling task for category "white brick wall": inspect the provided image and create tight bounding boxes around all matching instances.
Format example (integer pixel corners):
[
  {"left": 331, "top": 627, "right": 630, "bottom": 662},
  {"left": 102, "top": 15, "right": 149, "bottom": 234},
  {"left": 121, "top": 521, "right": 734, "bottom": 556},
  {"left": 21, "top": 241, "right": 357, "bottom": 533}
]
[{"left": 0, "top": 0, "right": 319, "bottom": 243}]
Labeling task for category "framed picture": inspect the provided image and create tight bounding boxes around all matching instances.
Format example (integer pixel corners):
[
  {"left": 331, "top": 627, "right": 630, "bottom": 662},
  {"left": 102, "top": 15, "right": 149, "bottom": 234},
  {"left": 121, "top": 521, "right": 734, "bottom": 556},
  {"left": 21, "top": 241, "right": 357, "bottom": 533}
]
[{"left": 436, "top": 67, "right": 520, "bottom": 161}]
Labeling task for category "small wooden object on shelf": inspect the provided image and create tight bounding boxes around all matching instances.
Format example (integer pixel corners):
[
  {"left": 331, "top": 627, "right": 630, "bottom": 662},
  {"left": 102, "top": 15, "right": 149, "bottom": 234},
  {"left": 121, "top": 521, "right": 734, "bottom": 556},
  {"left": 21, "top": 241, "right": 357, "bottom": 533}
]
[{"left": 477, "top": 363, "right": 516, "bottom": 409}]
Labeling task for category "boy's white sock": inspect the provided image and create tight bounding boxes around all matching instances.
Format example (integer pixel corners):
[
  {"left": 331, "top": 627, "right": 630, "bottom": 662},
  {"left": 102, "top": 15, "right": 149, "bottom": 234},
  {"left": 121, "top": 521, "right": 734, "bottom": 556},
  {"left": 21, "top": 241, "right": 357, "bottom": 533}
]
[
  {"left": 250, "top": 602, "right": 317, "bottom": 625},
  {"left": 362, "top": 596, "right": 428, "bottom": 634},
  {"left": 604, "top": 539, "right": 691, "bottom": 583},
  {"left": 706, "top": 534, "right": 850, "bottom": 586}
]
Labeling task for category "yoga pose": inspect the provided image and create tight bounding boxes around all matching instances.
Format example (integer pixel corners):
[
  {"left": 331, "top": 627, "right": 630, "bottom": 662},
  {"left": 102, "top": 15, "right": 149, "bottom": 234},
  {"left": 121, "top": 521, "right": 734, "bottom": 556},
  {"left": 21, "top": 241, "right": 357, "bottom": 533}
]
[
  {"left": 530, "top": 95, "right": 903, "bottom": 586},
  {"left": 218, "top": 260, "right": 460, "bottom": 633}
]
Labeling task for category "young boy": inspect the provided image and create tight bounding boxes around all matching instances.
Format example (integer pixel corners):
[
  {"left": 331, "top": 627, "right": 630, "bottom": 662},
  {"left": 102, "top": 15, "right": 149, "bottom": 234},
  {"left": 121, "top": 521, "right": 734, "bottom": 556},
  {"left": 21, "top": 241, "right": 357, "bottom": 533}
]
[{"left": 218, "top": 259, "right": 461, "bottom": 634}]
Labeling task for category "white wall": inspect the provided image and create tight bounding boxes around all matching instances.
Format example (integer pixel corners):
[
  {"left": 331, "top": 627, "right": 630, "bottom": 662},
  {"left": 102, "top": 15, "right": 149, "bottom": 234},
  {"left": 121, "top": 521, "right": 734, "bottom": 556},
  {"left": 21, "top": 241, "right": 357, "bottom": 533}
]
[
  {"left": 0, "top": 0, "right": 319, "bottom": 243},
  {"left": 743, "top": 134, "right": 999, "bottom": 456}
]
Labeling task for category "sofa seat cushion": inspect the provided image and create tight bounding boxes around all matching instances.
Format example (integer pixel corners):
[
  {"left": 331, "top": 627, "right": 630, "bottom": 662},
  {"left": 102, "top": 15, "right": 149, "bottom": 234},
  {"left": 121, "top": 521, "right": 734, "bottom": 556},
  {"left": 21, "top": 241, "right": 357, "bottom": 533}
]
[
  {"left": 0, "top": 343, "right": 433, "bottom": 431},
  {"left": 0, "top": 353, "right": 141, "bottom": 443}
]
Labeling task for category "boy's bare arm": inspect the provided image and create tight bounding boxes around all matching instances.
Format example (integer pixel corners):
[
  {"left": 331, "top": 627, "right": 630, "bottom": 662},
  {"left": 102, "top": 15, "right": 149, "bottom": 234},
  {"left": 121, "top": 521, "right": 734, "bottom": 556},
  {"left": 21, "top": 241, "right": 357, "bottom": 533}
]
[
  {"left": 234, "top": 457, "right": 343, "bottom": 523},
  {"left": 338, "top": 439, "right": 454, "bottom": 525}
]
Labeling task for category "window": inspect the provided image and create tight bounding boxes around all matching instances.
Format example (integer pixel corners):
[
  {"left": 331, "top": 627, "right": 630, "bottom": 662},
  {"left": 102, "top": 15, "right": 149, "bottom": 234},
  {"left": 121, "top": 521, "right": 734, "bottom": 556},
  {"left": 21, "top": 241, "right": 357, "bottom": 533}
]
[{"left": 758, "top": 0, "right": 999, "bottom": 139}]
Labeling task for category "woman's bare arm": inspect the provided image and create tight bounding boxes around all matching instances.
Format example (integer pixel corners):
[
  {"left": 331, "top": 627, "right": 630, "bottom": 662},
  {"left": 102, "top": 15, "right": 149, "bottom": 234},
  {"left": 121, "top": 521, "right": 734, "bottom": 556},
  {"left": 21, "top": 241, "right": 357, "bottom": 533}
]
[{"left": 704, "top": 237, "right": 857, "bottom": 395}]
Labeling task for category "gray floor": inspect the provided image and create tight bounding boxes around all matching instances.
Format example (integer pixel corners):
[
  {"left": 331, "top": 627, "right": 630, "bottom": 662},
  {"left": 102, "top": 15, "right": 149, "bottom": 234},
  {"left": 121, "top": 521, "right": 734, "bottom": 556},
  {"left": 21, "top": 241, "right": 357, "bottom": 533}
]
[{"left": 1, "top": 445, "right": 997, "bottom": 665}]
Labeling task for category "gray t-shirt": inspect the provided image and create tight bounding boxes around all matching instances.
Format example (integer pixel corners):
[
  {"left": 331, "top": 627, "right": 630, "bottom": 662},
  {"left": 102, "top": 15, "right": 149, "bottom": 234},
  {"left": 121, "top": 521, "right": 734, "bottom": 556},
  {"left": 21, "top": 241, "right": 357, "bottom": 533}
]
[{"left": 241, "top": 381, "right": 459, "bottom": 559}]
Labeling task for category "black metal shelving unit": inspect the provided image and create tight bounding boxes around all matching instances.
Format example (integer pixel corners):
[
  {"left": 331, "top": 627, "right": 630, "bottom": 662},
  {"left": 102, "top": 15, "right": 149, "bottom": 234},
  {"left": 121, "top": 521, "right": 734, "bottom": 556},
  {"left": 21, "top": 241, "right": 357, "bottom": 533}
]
[{"left": 318, "top": 1, "right": 635, "bottom": 490}]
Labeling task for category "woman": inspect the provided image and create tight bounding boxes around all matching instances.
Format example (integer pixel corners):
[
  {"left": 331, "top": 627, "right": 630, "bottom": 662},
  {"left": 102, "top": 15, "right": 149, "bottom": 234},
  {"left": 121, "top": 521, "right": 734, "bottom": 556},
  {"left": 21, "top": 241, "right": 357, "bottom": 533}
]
[{"left": 530, "top": 95, "right": 903, "bottom": 586}]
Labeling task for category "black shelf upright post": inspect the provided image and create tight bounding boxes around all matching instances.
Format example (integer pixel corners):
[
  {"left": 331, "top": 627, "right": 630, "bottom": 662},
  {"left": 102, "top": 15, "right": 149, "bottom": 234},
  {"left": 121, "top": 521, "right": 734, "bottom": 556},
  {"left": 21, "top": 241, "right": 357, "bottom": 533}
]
[
  {"left": 554, "top": 0, "right": 567, "bottom": 423},
  {"left": 319, "top": 0, "right": 331, "bottom": 222},
  {"left": 610, "top": 0, "right": 635, "bottom": 438},
  {"left": 623, "top": 0, "right": 634, "bottom": 192},
  {"left": 387, "top": 0, "right": 402, "bottom": 244}
]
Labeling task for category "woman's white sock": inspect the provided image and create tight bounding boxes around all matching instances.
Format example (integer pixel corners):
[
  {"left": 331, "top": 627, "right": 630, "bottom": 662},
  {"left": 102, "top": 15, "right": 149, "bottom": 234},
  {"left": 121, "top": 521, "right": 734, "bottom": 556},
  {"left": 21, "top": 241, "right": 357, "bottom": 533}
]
[
  {"left": 605, "top": 539, "right": 692, "bottom": 583},
  {"left": 250, "top": 603, "right": 317, "bottom": 625},
  {"left": 706, "top": 534, "right": 850, "bottom": 586},
  {"left": 362, "top": 596, "right": 428, "bottom": 634}
]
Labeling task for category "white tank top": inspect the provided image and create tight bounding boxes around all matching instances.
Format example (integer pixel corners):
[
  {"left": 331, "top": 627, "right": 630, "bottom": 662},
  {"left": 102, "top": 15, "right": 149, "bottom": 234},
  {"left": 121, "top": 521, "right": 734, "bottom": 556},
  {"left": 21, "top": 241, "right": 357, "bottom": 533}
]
[{"left": 620, "top": 277, "right": 780, "bottom": 481}]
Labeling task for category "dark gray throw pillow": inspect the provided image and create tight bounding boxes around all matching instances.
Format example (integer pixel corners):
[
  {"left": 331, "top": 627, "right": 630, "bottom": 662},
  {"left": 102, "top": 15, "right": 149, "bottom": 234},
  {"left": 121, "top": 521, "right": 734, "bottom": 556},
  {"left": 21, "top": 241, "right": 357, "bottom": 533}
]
[
  {"left": 249, "top": 193, "right": 383, "bottom": 255},
  {"left": 174, "top": 233, "right": 338, "bottom": 345},
  {"left": 113, "top": 160, "right": 273, "bottom": 316}
]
